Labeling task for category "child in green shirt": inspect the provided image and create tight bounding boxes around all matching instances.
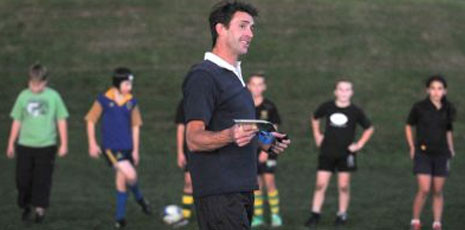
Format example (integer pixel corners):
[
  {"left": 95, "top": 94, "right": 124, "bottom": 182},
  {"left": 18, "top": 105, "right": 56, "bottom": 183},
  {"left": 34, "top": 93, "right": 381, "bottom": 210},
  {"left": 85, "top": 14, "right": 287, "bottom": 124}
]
[{"left": 6, "top": 64, "right": 69, "bottom": 223}]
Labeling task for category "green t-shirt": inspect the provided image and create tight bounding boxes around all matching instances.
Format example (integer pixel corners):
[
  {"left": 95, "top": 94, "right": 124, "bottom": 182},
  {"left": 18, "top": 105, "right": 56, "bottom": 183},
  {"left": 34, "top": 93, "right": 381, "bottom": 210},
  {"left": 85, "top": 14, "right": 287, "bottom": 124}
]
[{"left": 10, "top": 87, "right": 69, "bottom": 147}]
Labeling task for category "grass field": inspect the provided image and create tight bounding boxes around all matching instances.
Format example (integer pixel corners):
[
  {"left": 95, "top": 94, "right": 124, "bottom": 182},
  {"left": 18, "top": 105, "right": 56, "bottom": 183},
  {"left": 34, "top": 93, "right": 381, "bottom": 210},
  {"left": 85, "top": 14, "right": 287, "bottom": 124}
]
[{"left": 1, "top": 0, "right": 465, "bottom": 229}]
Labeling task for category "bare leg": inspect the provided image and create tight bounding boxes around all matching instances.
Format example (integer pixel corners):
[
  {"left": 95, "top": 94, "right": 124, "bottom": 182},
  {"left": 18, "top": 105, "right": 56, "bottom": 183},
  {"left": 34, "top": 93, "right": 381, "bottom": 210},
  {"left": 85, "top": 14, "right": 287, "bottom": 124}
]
[
  {"left": 337, "top": 172, "right": 351, "bottom": 214},
  {"left": 412, "top": 174, "right": 432, "bottom": 220},
  {"left": 311, "top": 171, "right": 332, "bottom": 213},
  {"left": 432, "top": 176, "right": 446, "bottom": 223}
]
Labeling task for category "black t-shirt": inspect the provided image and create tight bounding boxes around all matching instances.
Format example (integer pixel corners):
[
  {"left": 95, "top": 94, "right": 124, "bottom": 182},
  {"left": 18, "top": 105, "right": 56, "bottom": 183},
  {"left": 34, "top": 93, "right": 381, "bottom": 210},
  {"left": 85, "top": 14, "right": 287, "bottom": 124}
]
[
  {"left": 255, "top": 98, "right": 281, "bottom": 158},
  {"left": 255, "top": 98, "right": 281, "bottom": 125},
  {"left": 314, "top": 101, "right": 372, "bottom": 156},
  {"left": 407, "top": 98, "right": 455, "bottom": 156},
  {"left": 182, "top": 60, "right": 258, "bottom": 198}
]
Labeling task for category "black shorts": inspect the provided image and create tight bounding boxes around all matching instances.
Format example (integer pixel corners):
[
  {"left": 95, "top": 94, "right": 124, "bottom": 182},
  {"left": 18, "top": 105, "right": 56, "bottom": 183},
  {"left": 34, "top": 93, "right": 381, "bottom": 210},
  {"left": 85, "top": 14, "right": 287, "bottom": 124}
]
[
  {"left": 257, "top": 154, "right": 278, "bottom": 175},
  {"left": 103, "top": 149, "right": 134, "bottom": 167},
  {"left": 195, "top": 192, "right": 254, "bottom": 230},
  {"left": 318, "top": 153, "right": 357, "bottom": 172},
  {"left": 413, "top": 152, "right": 450, "bottom": 177}
]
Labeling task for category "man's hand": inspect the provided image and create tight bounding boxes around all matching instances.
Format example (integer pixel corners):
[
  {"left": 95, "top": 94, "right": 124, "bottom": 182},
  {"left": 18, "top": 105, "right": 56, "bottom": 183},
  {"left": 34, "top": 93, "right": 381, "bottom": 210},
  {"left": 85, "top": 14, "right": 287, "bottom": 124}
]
[
  {"left": 258, "top": 151, "right": 268, "bottom": 163},
  {"left": 177, "top": 151, "right": 187, "bottom": 169},
  {"left": 58, "top": 144, "right": 68, "bottom": 157},
  {"left": 231, "top": 124, "right": 257, "bottom": 147},
  {"left": 132, "top": 150, "right": 140, "bottom": 166},
  {"left": 450, "top": 148, "right": 455, "bottom": 158},
  {"left": 6, "top": 144, "right": 14, "bottom": 159},
  {"left": 348, "top": 143, "right": 362, "bottom": 153},
  {"left": 89, "top": 143, "right": 101, "bottom": 158},
  {"left": 269, "top": 132, "right": 290, "bottom": 154}
]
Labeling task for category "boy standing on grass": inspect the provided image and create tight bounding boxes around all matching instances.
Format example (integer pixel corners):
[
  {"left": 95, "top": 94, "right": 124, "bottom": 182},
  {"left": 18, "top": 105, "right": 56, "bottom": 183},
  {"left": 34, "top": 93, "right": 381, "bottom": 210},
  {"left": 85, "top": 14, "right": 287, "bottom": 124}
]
[
  {"left": 174, "top": 99, "right": 194, "bottom": 227},
  {"left": 7, "top": 64, "right": 69, "bottom": 223},
  {"left": 247, "top": 73, "right": 283, "bottom": 228},
  {"left": 85, "top": 67, "right": 151, "bottom": 229},
  {"left": 305, "top": 79, "right": 374, "bottom": 228}
]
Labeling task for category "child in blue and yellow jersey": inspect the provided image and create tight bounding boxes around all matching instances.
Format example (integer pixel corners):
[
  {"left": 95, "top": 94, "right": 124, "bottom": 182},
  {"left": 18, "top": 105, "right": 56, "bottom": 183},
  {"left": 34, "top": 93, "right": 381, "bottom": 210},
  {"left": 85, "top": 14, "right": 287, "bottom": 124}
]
[{"left": 85, "top": 67, "right": 151, "bottom": 229}]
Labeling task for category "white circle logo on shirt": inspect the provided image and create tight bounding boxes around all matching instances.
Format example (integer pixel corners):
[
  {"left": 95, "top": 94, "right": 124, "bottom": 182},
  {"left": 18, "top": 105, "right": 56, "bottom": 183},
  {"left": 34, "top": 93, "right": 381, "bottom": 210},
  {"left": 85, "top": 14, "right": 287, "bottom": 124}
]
[{"left": 330, "top": 113, "right": 348, "bottom": 127}]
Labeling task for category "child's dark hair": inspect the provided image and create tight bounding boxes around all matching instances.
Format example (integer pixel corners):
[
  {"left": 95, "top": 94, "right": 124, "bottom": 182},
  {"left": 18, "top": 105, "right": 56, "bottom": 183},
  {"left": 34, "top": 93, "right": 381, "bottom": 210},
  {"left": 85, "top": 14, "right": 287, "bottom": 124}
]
[
  {"left": 426, "top": 74, "right": 456, "bottom": 122},
  {"left": 209, "top": 1, "right": 258, "bottom": 47},
  {"left": 426, "top": 75, "right": 447, "bottom": 88},
  {"left": 29, "top": 63, "right": 48, "bottom": 82},
  {"left": 112, "top": 67, "right": 133, "bottom": 88}
]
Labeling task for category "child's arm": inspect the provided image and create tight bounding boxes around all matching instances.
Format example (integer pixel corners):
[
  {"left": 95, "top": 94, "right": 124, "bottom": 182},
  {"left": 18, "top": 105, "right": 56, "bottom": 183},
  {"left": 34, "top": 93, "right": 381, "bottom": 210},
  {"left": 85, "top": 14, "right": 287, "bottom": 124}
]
[
  {"left": 447, "top": 131, "right": 455, "bottom": 157},
  {"left": 348, "top": 126, "right": 374, "bottom": 152},
  {"left": 405, "top": 125, "right": 415, "bottom": 159},
  {"left": 6, "top": 120, "right": 21, "bottom": 159},
  {"left": 57, "top": 119, "right": 68, "bottom": 157},
  {"left": 87, "top": 121, "right": 101, "bottom": 158},
  {"left": 311, "top": 117, "right": 324, "bottom": 147},
  {"left": 132, "top": 126, "right": 140, "bottom": 166},
  {"left": 131, "top": 106, "right": 143, "bottom": 166},
  {"left": 176, "top": 123, "right": 187, "bottom": 169},
  {"left": 85, "top": 101, "right": 103, "bottom": 158}
]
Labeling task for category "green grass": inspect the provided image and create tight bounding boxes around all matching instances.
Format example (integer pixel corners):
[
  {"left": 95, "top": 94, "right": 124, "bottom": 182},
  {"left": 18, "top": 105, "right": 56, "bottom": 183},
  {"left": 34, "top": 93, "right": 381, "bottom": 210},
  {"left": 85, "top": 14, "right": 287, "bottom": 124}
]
[{"left": 1, "top": 0, "right": 465, "bottom": 229}]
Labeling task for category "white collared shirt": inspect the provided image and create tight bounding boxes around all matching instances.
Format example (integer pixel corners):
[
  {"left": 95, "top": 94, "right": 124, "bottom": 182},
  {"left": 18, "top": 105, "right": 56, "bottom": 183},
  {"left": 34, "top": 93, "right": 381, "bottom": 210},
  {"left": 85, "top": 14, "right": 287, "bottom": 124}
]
[{"left": 204, "top": 52, "right": 245, "bottom": 87}]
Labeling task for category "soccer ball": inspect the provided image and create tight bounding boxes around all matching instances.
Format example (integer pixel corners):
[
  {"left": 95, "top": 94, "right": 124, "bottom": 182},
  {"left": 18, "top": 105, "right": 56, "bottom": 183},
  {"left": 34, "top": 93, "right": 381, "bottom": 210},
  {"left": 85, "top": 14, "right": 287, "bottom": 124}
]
[{"left": 162, "top": 205, "right": 183, "bottom": 225}]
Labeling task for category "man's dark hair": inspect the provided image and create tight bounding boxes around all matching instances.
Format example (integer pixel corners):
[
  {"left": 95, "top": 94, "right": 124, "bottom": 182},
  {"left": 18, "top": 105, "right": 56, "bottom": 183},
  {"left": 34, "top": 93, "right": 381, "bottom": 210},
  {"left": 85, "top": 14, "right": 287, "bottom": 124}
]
[{"left": 209, "top": 1, "right": 258, "bottom": 47}]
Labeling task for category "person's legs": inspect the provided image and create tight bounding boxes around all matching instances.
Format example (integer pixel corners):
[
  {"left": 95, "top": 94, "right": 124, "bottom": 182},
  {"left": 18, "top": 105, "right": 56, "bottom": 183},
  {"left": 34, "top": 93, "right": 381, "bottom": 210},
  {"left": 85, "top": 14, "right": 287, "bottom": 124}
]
[
  {"left": 311, "top": 171, "right": 332, "bottom": 213},
  {"left": 31, "top": 146, "right": 56, "bottom": 223},
  {"left": 305, "top": 170, "right": 332, "bottom": 227},
  {"left": 115, "top": 170, "right": 128, "bottom": 224},
  {"left": 432, "top": 176, "right": 446, "bottom": 228},
  {"left": 252, "top": 175, "right": 265, "bottom": 227},
  {"left": 181, "top": 172, "right": 194, "bottom": 220},
  {"left": 334, "top": 172, "right": 351, "bottom": 225},
  {"left": 337, "top": 172, "right": 351, "bottom": 215},
  {"left": 116, "top": 160, "right": 150, "bottom": 215},
  {"left": 264, "top": 173, "right": 282, "bottom": 226},
  {"left": 412, "top": 174, "right": 432, "bottom": 225},
  {"left": 15, "top": 145, "right": 34, "bottom": 210}
]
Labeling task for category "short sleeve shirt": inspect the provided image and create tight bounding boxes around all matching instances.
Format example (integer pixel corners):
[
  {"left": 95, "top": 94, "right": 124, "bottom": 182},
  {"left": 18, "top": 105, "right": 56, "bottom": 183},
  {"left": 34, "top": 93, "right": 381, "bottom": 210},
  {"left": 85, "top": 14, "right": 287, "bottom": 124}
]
[
  {"left": 407, "top": 98, "right": 455, "bottom": 155},
  {"left": 314, "top": 101, "right": 371, "bottom": 156},
  {"left": 182, "top": 60, "right": 258, "bottom": 197},
  {"left": 256, "top": 98, "right": 281, "bottom": 125},
  {"left": 10, "top": 87, "right": 69, "bottom": 147}
]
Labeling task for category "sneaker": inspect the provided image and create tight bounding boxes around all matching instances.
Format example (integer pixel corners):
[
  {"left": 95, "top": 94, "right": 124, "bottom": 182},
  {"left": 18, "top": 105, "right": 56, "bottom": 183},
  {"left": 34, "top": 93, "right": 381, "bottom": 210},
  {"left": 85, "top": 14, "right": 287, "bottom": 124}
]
[
  {"left": 410, "top": 221, "right": 421, "bottom": 230},
  {"left": 114, "top": 219, "right": 127, "bottom": 229},
  {"left": 304, "top": 212, "right": 320, "bottom": 227},
  {"left": 334, "top": 213, "right": 347, "bottom": 226},
  {"left": 137, "top": 198, "right": 152, "bottom": 215},
  {"left": 21, "top": 207, "right": 31, "bottom": 221},
  {"left": 172, "top": 218, "right": 189, "bottom": 228},
  {"left": 251, "top": 215, "right": 265, "bottom": 227},
  {"left": 271, "top": 214, "right": 283, "bottom": 227},
  {"left": 34, "top": 208, "right": 45, "bottom": 223},
  {"left": 432, "top": 222, "right": 442, "bottom": 230}
]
